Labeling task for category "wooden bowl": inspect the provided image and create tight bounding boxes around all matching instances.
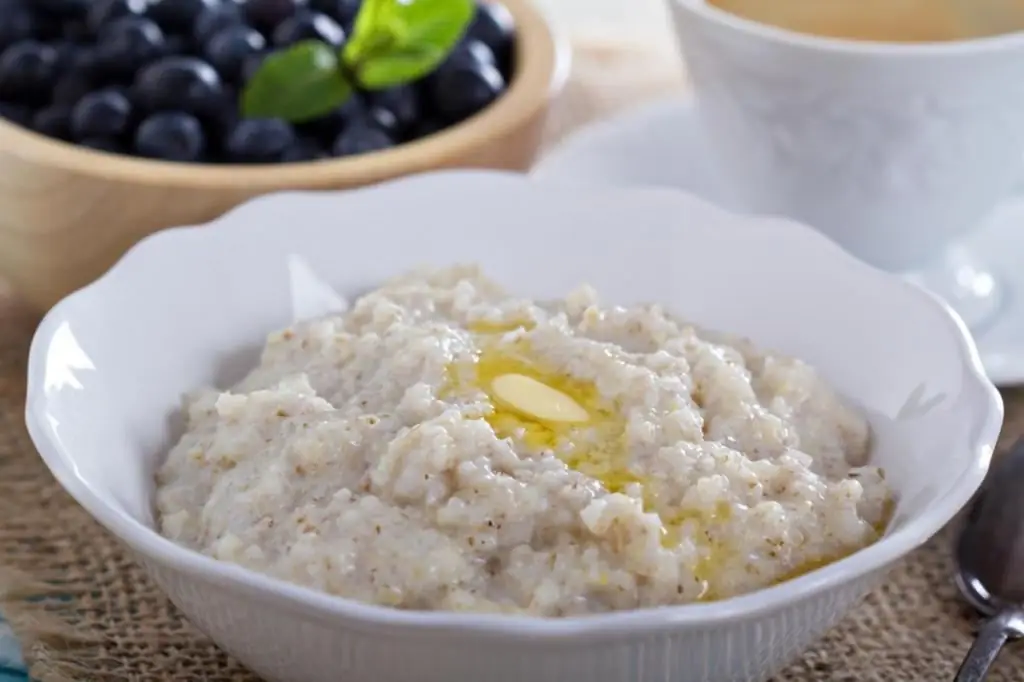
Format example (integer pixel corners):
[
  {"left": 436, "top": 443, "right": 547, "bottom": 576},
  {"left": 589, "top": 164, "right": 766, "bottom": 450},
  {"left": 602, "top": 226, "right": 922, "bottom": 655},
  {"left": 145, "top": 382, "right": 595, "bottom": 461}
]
[{"left": 0, "top": 0, "right": 569, "bottom": 311}]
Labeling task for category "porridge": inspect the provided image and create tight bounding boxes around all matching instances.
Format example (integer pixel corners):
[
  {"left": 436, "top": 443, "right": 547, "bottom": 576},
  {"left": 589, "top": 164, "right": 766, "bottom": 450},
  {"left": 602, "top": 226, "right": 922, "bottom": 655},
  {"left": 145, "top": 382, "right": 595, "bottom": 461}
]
[{"left": 155, "top": 266, "right": 892, "bottom": 616}]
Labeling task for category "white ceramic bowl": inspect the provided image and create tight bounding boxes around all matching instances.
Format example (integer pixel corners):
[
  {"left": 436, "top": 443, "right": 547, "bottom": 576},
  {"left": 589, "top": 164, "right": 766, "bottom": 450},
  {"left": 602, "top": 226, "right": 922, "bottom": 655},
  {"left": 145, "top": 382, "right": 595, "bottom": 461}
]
[{"left": 25, "top": 170, "right": 1002, "bottom": 682}]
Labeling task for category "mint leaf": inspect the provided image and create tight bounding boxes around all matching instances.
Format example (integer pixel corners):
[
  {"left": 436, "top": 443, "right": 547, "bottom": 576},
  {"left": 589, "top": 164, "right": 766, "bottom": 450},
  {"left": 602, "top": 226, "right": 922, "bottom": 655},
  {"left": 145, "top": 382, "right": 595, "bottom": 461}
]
[
  {"left": 343, "top": 0, "right": 475, "bottom": 90},
  {"left": 241, "top": 40, "right": 353, "bottom": 123},
  {"left": 354, "top": 45, "right": 443, "bottom": 89},
  {"left": 346, "top": 0, "right": 391, "bottom": 59}
]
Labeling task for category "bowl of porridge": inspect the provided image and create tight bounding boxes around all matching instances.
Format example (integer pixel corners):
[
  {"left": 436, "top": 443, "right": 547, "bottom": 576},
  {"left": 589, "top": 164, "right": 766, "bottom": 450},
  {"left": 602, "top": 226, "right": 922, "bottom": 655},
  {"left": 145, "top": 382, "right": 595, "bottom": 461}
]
[{"left": 25, "top": 170, "right": 1001, "bottom": 682}]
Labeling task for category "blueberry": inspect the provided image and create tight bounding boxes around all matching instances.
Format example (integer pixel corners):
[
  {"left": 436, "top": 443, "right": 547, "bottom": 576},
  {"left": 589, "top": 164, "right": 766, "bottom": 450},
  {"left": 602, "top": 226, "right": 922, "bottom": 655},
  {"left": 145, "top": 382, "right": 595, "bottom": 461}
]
[
  {"left": 163, "top": 35, "right": 193, "bottom": 57},
  {"left": 134, "top": 111, "right": 206, "bottom": 161},
  {"left": 31, "top": 105, "right": 72, "bottom": 140},
  {"left": 200, "top": 87, "right": 239, "bottom": 143},
  {"left": 148, "top": 0, "right": 220, "bottom": 36},
  {"left": 86, "top": 0, "right": 149, "bottom": 35},
  {"left": 194, "top": 3, "right": 247, "bottom": 45},
  {"left": 72, "top": 44, "right": 134, "bottom": 87},
  {"left": 35, "top": 0, "right": 91, "bottom": 21},
  {"left": 420, "top": 40, "right": 494, "bottom": 97},
  {"left": 79, "top": 135, "right": 123, "bottom": 153},
  {"left": 245, "top": 0, "right": 307, "bottom": 35},
  {"left": 281, "top": 136, "right": 327, "bottom": 162},
  {"left": 272, "top": 11, "right": 345, "bottom": 48},
  {"left": 332, "top": 120, "right": 392, "bottom": 157},
  {"left": 33, "top": 14, "right": 66, "bottom": 42},
  {"left": 0, "top": 102, "right": 32, "bottom": 127},
  {"left": 365, "top": 105, "right": 398, "bottom": 137},
  {"left": 429, "top": 60, "right": 504, "bottom": 123},
  {"left": 50, "top": 41, "right": 80, "bottom": 73},
  {"left": 62, "top": 21, "right": 91, "bottom": 42},
  {"left": 0, "top": 7, "right": 35, "bottom": 54},
  {"left": 66, "top": 46, "right": 100, "bottom": 79},
  {"left": 70, "top": 88, "right": 134, "bottom": 139},
  {"left": 445, "top": 39, "right": 496, "bottom": 70},
  {"left": 309, "top": 0, "right": 360, "bottom": 28},
  {"left": 51, "top": 74, "right": 94, "bottom": 107},
  {"left": 467, "top": 2, "right": 515, "bottom": 68},
  {"left": 410, "top": 117, "right": 445, "bottom": 140},
  {"left": 226, "top": 117, "right": 296, "bottom": 163},
  {"left": 366, "top": 85, "right": 419, "bottom": 134},
  {"left": 240, "top": 51, "right": 269, "bottom": 83},
  {"left": 104, "top": 84, "right": 135, "bottom": 103},
  {"left": 49, "top": 48, "right": 99, "bottom": 102},
  {"left": 0, "top": 42, "right": 61, "bottom": 105},
  {"left": 134, "top": 56, "right": 223, "bottom": 116},
  {"left": 297, "top": 93, "right": 363, "bottom": 143},
  {"left": 205, "top": 26, "right": 265, "bottom": 82},
  {"left": 96, "top": 17, "right": 167, "bottom": 80}
]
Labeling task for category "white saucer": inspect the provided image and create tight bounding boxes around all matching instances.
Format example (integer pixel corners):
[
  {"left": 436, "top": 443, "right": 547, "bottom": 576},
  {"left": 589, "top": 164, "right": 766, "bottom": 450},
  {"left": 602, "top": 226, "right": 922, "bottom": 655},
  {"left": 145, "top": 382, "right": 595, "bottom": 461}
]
[{"left": 533, "top": 95, "right": 1024, "bottom": 386}]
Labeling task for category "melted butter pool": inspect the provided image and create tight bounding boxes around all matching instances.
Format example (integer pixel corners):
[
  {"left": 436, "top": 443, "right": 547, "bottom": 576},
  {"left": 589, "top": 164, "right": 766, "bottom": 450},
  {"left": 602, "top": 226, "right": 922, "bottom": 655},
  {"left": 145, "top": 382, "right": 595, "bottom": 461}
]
[
  {"left": 447, "top": 321, "right": 891, "bottom": 600},
  {"left": 450, "top": 331, "right": 638, "bottom": 492}
]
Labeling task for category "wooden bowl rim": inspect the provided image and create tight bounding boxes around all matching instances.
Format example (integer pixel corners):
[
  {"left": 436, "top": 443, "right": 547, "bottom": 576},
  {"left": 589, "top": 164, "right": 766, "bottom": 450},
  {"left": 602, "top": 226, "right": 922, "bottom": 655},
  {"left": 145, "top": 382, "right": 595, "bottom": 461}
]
[{"left": 0, "top": 0, "right": 568, "bottom": 191}]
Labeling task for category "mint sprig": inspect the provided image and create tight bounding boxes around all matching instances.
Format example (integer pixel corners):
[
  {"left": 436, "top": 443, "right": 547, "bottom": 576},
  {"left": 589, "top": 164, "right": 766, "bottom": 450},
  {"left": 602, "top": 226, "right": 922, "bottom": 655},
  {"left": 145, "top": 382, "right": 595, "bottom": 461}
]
[{"left": 241, "top": 0, "right": 475, "bottom": 123}]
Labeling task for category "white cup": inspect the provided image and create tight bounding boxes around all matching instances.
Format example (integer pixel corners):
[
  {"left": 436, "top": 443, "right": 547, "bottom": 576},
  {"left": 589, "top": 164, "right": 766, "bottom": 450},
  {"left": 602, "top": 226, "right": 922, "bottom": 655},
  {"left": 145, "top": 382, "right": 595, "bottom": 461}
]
[{"left": 668, "top": 0, "right": 1024, "bottom": 327}]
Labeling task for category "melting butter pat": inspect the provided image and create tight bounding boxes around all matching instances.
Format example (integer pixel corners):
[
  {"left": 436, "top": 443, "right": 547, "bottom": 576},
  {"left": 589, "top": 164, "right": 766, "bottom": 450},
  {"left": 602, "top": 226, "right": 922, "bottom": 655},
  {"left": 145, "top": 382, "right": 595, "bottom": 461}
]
[{"left": 490, "top": 373, "right": 590, "bottom": 424}]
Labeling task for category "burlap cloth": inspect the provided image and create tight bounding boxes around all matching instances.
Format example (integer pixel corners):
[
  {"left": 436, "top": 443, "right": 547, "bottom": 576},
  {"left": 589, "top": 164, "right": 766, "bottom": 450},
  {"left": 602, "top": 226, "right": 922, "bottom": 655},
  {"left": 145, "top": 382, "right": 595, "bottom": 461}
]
[{"left": 2, "top": 41, "right": 1024, "bottom": 682}]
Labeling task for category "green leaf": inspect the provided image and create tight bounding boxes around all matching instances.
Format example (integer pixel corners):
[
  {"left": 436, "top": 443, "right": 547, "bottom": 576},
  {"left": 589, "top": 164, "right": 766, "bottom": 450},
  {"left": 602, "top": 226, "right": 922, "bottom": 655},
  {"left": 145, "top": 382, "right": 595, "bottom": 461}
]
[
  {"left": 241, "top": 40, "right": 353, "bottom": 123},
  {"left": 345, "top": 0, "right": 392, "bottom": 61},
  {"left": 354, "top": 45, "right": 444, "bottom": 89},
  {"left": 343, "top": 0, "right": 476, "bottom": 90}
]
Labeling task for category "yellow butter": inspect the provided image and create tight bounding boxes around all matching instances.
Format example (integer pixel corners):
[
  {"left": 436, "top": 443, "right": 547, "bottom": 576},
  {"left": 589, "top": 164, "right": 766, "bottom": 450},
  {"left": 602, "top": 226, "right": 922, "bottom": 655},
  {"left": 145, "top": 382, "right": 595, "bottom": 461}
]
[{"left": 490, "top": 373, "right": 590, "bottom": 424}]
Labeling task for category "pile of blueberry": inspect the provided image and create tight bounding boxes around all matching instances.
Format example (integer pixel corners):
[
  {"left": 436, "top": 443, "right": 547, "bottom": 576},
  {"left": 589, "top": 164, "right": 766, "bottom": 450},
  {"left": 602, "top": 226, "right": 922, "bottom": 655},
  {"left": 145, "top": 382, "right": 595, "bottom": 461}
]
[{"left": 0, "top": 0, "right": 515, "bottom": 163}]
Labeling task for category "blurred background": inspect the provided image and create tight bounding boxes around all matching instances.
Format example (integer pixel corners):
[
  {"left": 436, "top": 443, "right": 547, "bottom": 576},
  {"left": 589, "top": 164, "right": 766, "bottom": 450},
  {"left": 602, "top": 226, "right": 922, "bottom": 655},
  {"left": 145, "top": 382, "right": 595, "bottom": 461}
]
[
  {"left": 537, "top": 0, "right": 675, "bottom": 47},
  {"left": 537, "top": 0, "right": 683, "bottom": 145}
]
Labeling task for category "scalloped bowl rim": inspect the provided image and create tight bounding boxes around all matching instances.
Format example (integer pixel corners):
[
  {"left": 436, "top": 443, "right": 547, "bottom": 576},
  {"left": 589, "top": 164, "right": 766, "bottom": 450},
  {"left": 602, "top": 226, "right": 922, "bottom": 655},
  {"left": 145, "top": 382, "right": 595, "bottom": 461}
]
[
  {"left": 24, "top": 169, "right": 1003, "bottom": 640},
  {"left": 0, "top": 0, "right": 570, "bottom": 190}
]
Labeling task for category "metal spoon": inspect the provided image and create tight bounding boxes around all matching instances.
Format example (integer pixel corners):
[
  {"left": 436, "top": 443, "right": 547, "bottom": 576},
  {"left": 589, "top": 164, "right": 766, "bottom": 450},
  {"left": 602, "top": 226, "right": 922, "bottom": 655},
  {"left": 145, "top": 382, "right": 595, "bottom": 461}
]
[{"left": 953, "top": 439, "right": 1024, "bottom": 681}]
